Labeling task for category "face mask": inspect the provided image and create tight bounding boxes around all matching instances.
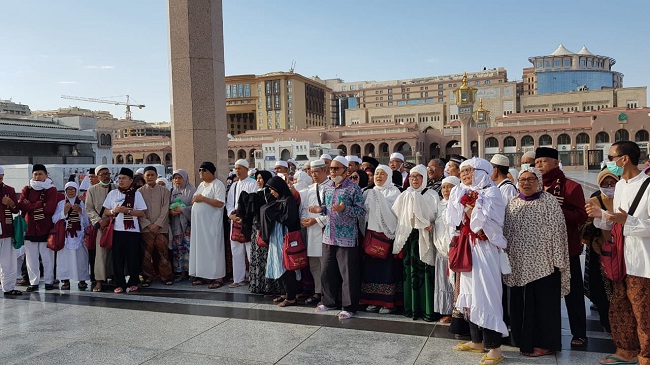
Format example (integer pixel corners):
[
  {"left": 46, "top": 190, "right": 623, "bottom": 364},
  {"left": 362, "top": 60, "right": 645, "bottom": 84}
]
[
  {"left": 332, "top": 175, "right": 344, "bottom": 184},
  {"left": 600, "top": 187, "right": 615, "bottom": 198},
  {"left": 521, "top": 164, "right": 531, "bottom": 170},
  {"left": 606, "top": 161, "right": 623, "bottom": 176}
]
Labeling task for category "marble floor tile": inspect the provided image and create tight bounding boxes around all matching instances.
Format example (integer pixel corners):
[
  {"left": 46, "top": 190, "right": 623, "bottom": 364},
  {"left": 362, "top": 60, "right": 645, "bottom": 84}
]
[
  {"left": 143, "top": 350, "right": 274, "bottom": 365},
  {"left": 279, "top": 327, "right": 427, "bottom": 365},
  {"left": 178, "top": 318, "right": 319, "bottom": 363},
  {"left": 15, "top": 340, "right": 160, "bottom": 365},
  {"left": 0, "top": 331, "right": 78, "bottom": 365}
]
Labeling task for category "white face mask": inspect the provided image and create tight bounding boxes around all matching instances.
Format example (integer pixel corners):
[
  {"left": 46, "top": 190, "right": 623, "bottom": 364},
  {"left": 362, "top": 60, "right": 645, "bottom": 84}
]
[
  {"left": 600, "top": 187, "right": 615, "bottom": 198},
  {"left": 521, "top": 163, "right": 531, "bottom": 170},
  {"left": 332, "top": 175, "right": 344, "bottom": 184}
]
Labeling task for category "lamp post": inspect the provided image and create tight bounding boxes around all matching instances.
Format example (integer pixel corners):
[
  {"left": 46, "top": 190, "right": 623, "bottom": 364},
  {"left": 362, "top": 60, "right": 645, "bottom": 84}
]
[
  {"left": 474, "top": 99, "right": 490, "bottom": 158},
  {"left": 453, "top": 72, "right": 478, "bottom": 158},
  {"left": 415, "top": 151, "right": 422, "bottom": 164}
]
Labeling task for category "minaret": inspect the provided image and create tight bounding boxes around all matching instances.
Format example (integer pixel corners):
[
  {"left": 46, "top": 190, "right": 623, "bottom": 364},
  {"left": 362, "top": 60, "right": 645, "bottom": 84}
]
[{"left": 453, "top": 72, "right": 478, "bottom": 157}]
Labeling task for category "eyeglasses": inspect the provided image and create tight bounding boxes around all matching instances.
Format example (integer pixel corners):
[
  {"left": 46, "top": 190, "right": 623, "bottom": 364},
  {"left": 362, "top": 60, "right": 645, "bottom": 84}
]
[
  {"left": 460, "top": 167, "right": 474, "bottom": 175},
  {"left": 600, "top": 182, "right": 616, "bottom": 188},
  {"left": 518, "top": 177, "right": 538, "bottom": 184},
  {"left": 607, "top": 155, "right": 624, "bottom": 161},
  {"left": 350, "top": 175, "right": 359, "bottom": 180},
  {"left": 409, "top": 174, "right": 423, "bottom": 180}
]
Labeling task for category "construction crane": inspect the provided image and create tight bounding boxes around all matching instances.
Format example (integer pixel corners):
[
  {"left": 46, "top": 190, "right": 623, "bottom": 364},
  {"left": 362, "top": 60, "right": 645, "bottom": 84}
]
[{"left": 61, "top": 95, "right": 145, "bottom": 121}]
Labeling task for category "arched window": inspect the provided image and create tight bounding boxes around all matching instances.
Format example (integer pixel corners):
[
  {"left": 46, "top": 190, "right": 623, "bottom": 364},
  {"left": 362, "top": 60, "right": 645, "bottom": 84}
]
[
  {"left": 485, "top": 137, "right": 499, "bottom": 148},
  {"left": 521, "top": 135, "right": 534, "bottom": 147},
  {"left": 576, "top": 133, "right": 590, "bottom": 144},
  {"left": 539, "top": 134, "right": 552, "bottom": 146},
  {"left": 557, "top": 133, "right": 571, "bottom": 145},
  {"left": 615, "top": 129, "right": 629, "bottom": 142},
  {"left": 595, "top": 132, "right": 610, "bottom": 143},
  {"left": 503, "top": 136, "right": 516, "bottom": 147},
  {"left": 635, "top": 130, "right": 649, "bottom": 142}
]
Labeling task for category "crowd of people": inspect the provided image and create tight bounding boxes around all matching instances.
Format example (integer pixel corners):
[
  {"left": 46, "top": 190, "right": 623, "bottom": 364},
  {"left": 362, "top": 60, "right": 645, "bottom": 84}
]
[{"left": 0, "top": 141, "right": 649, "bottom": 365}]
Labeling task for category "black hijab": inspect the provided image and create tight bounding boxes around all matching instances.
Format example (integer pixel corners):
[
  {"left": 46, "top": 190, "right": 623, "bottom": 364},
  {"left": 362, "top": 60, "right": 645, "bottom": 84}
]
[
  {"left": 255, "top": 170, "right": 273, "bottom": 186},
  {"left": 238, "top": 170, "right": 274, "bottom": 238},
  {"left": 259, "top": 176, "right": 300, "bottom": 243},
  {"left": 355, "top": 171, "right": 369, "bottom": 189}
]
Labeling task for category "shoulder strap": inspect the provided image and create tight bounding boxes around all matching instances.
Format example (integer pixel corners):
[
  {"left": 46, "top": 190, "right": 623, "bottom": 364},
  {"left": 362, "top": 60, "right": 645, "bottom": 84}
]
[
  {"left": 421, "top": 188, "right": 428, "bottom": 195},
  {"left": 596, "top": 195, "right": 606, "bottom": 210},
  {"left": 316, "top": 183, "right": 322, "bottom": 206},
  {"left": 628, "top": 177, "right": 650, "bottom": 216}
]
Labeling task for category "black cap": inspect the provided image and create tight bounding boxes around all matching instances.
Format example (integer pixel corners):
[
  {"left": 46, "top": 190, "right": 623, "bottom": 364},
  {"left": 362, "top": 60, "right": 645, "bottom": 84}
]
[
  {"left": 449, "top": 154, "right": 467, "bottom": 165},
  {"left": 535, "top": 147, "right": 559, "bottom": 160},
  {"left": 119, "top": 167, "right": 134, "bottom": 179},
  {"left": 143, "top": 166, "right": 157, "bottom": 174},
  {"left": 32, "top": 164, "right": 47, "bottom": 174},
  {"left": 199, "top": 161, "right": 216, "bottom": 175},
  {"left": 362, "top": 156, "right": 379, "bottom": 168}
]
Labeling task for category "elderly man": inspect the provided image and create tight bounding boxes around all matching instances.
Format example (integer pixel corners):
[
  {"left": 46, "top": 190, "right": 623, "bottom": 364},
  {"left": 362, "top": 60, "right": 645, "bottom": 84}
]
[
  {"left": 274, "top": 160, "right": 290, "bottom": 176},
  {"left": 490, "top": 154, "right": 518, "bottom": 204},
  {"left": 446, "top": 154, "right": 467, "bottom": 178},
  {"left": 588, "top": 141, "right": 650, "bottom": 365},
  {"left": 85, "top": 165, "right": 115, "bottom": 292},
  {"left": 426, "top": 158, "right": 445, "bottom": 196},
  {"left": 138, "top": 166, "right": 173, "bottom": 286},
  {"left": 309, "top": 156, "right": 365, "bottom": 319},
  {"left": 226, "top": 159, "right": 258, "bottom": 287},
  {"left": 0, "top": 167, "right": 21, "bottom": 295},
  {"left": 18, "top": 164, "right": 58, "bottom": 292},
  {"left": 300, "top": 159, "right": 333, "bottom": 305},
  {"left": 536, "top": 147, "right": 588, "bottom": 348},
  {"left": 320, "top": 154, "right": 333, "bottom": 169},
  {"left": 361, "top": 156, "right": 379, "bottom": 171}
]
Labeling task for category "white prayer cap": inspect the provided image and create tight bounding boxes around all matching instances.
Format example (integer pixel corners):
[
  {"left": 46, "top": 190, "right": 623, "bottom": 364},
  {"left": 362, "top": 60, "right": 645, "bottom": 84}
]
[
  {"left": 490, "top": 154, "right": 510, "bottom": 167},
  {"left": 274, "top": 160, "right": 289, "bottom": 168},
  {"left": 522, "top": 151, "right": 536, "bottom": 160},
  {"left": 303, "top": 161, "right": 311, "bottom": 169},
  {"left": 310, "top": 160, "right": 326, "bottom": 168},
  {"left": 390, "top": 152, "right": 404, "bottom": 161},
  {"left": 94, "top": 165, "right": 109, "bottom": 175},
  {"left": 135, "top": 168, "right": 145, "bottom": 175},
  {"left": 441, "top": 176, "right": 461, "bottom": 186},
  {"left": 320, "top": 154, "right": 332, "bottom": 161},
  {"left": 64, "top": 181, "right": 79, "bottom": 191},
  {"left": 332, "top": 156, "right": 349, "bottom": 167},
  {"left": 0, "top": 167, "right": 4, "bottom": 175},
  {"left": 234, "top": 159, "right": 249, "bottom": 169},
  {"left": 287, "top": 158, "right": 297, "bottom": 166},
  {"left": 346, "top": 155, "right": 362, "bottom": 164}
]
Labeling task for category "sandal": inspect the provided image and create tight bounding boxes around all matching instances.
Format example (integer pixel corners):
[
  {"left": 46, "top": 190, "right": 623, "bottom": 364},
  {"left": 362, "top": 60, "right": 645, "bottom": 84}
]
[
  {"left": 599, "top": 354, "right": 639, "bottom": 365},
  {"left": 208, "top": 281, "right": 223, "bottom": 289},
  {"left": 522, "top": 348, "right": 554, "bottom": 357},
  {"left": 141, "top": 281, "right": 151, "bottom": 287},
  {"left": 60, "top": 281, "right": 71, "bottom": 290},
  {"left": 114, "top": 287, "right": 124, "bottom": 294},
  {"left": 228, "top": 282, "right": 245, "bottom": 288},
  {"left": 571, "top": 337, "right": 588, "bottom": 347},
  {"left": 479, "top": 354, "right": 504, "bottom": 365},
  {"left": 453, "top": 342, "right": 486, "bottom": 353},
  {"left": 92, "top": 282, "right": 103, "bottom": 292},
  {"left": 277, "top": 299, "right": 297, "bottom": 307},
  {"left": 315, "top": 304, "right": 335, "bottom": 312},
  {"left": 338, "top": 310, "right": 353, "bottom": 320},
  {"left": 439, "top": 316, "right": 452, "bottom": 324},
  {"left": 304, "top": 294, "right": 321, "bottom": 305},
  {"left": 192, "top": 279, "right": 207, "bottom": 286},
  {"left": 78, "top": 282, "right": 88, "bottom": 291},
  {"left": 164, "top": 281, "right": 173, "bottom": 285},
  {"left": 127, "top": 286, "right": 138, "bottom": 293},
  {"left": 273, "top": 295, "right": 287, "bottom": 303}
]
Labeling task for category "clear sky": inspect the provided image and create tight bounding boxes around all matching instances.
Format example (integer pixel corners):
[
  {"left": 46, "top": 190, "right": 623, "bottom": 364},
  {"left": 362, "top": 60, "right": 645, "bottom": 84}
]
[{"left": 1, "top": 0, "right": 649, "bottom": 123}]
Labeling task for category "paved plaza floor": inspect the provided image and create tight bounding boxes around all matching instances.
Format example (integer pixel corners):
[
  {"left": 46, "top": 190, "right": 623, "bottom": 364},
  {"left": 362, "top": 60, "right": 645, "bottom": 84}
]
[{"left": 0, "top": 279, "right": 613, "bottom": 365}]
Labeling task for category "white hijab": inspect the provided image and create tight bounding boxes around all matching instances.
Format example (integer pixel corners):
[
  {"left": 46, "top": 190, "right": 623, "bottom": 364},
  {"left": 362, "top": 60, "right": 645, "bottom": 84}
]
[
  {"left": 446, "top": 157, "right": 494, "bottom": 228},
  {"left": 392, "top": 165, "right": 438, "bottom": 265},
  {"left": 293, "top": 170, "right": 312, "bottom": 192},
  {"left": 363, "top": 165, "right": 399, "bottom": 238}
]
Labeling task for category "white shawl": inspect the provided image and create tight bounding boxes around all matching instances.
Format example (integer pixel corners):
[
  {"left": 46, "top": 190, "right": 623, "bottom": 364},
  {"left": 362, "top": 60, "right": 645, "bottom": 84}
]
[
  {"left": 392, "top": 186, "right": 439, "bottom": 266},
  {"left": 363, "top": 176, "right": 400, "bottom": 239}
]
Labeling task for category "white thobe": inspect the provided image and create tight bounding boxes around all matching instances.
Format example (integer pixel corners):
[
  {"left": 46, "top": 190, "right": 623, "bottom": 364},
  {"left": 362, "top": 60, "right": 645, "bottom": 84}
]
[
  {"left": 189, "top": 180, "right": 226, "bottom": 280},
  {"left": 226, "top": 177, "right": 258, "bottom": 283}
]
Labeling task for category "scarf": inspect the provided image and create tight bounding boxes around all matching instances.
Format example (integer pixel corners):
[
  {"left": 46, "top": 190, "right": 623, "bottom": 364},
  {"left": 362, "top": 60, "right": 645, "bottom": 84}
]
[
  {"left": 28, "top": 180, "right": 50, "bottom": 232},
  {"left": 542, "top": 167, "right": 565, "bottom": 206},
  {"left": 1, "top": 184, "right": 13, "bottom": 226},
  {"left": 30, "top": 179, "right": 53, "bottom": 191},
  {"left": 66, "top": 197, "right": 82, "bottom": 237},
  {"left": 392, "top": 187, "right": 437, "bottom": 265},
  {"left": 118, "top": 186, "right": 137, "bottom": 230}
]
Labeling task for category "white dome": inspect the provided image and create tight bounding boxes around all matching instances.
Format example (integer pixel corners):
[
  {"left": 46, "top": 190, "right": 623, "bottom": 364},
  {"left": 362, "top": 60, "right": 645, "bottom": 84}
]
[
  {"left": 577, "top": 46, "right": 594, "bottom": 55},
  {"left": 550, "top": 43, "right": 574, "bottom": 56}
]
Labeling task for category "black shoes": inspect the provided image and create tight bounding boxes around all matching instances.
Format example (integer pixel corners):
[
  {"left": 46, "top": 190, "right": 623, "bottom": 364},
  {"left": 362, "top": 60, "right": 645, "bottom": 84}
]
[
  {"left": 3, "top": 290, "right": 23, "bottom": 296},
  {"left": 25, "top": 285, "right": 38, "bottom": 292},
  {"left": 44, "top": 284, "right": 55, "bottom": 290}
]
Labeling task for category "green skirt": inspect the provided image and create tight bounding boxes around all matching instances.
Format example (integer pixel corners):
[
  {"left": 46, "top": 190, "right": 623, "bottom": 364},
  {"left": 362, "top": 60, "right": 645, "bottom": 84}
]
[{"left": 403, "top": 229, "right": 436, "bottom": 321}]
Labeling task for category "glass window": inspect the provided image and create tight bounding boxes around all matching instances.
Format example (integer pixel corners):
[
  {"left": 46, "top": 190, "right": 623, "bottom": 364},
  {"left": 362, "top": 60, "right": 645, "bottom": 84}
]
[
  {"left": 225, "top": 85, "right": 231, "bottom": 98},
  {"left": 563, "top": 59, "right": 571, "bottom": 67},
  {"left": 580, "top": 59, "right": 586, "bottom": 67},
  {"left": 288, "top": 87, "right": 292, "bottom": 93},
  {"left": 554, "top": 60, "right": 561, "bottom": 67},
  {"left": 287, "top": 80, "right": 292, "bottom": 85},
  {"left": 438, "top": 84, "right": 443, "bottom": 89},
  {"left": 545, "top": 61, "right": 551, "bottom": 67},
  {"left": 274, "top": 95, "right": 280, "bottom": 109},
  {"left": 536, "top": 61, "right": 543, "bottom": 68},
  {"left": 350, "top": 85, "right": 355, "bottom": 90},
  {"left": 342, "top": 86, "right": 347, "bottom": 91},
  {"left": 438, "top": 97, "right": 443, "bottom": 102},
  {"left": 265, "top": 82, "right": 271, "bottom": 94},
  {"left": 245, "top": 84, "right": 251, "bottom": 97}
]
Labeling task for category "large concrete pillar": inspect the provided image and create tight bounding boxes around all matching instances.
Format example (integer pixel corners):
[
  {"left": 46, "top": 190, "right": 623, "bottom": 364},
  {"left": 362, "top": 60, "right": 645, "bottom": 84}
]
[{"left": 168, "top": 0, "right": 228, "bottom": 184}]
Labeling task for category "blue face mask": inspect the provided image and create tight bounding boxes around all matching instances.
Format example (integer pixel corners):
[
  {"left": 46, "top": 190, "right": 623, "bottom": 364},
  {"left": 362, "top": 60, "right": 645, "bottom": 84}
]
[
  {"left": 606, "top": 161, "right": 623, "bottom": 176},
  {"left": 521, "top": 163, "right": 531, "bottom": 170}
]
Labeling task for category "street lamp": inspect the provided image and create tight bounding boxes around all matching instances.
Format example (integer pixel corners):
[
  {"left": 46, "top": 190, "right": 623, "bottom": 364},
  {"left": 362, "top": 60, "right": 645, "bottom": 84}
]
[{"left": 415, "top": 151, "right": 422, "bottom": 164}]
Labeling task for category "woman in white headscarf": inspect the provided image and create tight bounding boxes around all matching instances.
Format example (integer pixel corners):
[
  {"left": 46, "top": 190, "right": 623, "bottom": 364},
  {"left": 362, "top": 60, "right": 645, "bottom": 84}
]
[
  {"left": 53, "top": 182, "right": 90, "bottom": 290},
  {"left": 433, "top": 175, "right": 461, "bottom": 323},
  {"left": 169, "top": 169, "right": 195, "bottom": 281},
  {"left": 392, "top": 164, "right": 440, "bottom": 321},
  {"left": 446, "top": 157, "right": 508, "bottom": 364},
  {"left": 291, "top": 170, "right": 313, "bottom": 193},
  {"left": 360, "top": 165, "right": 402, "bottom": 314}
]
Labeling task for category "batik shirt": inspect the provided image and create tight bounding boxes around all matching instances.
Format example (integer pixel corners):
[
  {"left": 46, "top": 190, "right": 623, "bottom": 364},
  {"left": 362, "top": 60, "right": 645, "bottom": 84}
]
[{"left": 321, "top": 179, "right": 365, "bottom": 248}]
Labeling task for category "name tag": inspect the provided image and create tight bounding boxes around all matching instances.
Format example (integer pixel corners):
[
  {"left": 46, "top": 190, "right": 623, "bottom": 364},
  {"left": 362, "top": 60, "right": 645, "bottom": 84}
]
[{"left": 290, "top": 241, "right": 298, "bottom": 247}]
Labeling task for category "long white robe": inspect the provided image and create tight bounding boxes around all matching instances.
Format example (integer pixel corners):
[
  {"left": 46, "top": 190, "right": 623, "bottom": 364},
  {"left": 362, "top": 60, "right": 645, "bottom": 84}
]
[
  {"left": 454, "top": 186, "right": 509, "bottom": 337},
  {"left": 53, "top": 198, "right": 90, "bottom": 281},
  {"left": 300, "top": 180, "right": 332, "bottom": 257},
  {"left": 189, "top": 180, "right": 226, "bottom": 280}
]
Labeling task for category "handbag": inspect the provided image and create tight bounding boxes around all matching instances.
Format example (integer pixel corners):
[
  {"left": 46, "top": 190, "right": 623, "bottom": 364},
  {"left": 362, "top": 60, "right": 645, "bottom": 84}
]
[
  {"left": 601, "top": 178, "right": 650, "bottom": 281},
  {"left": 448, "top": 223, "right": 472, "bottom": 272},
  {"left": 84, "top": 225, "right": 98, "bottom": 250},
  {"left": 256, "top": 230, "right": 268, "bottom": 248},
  {"left": 12, "top": 215, "right": 27, "bottom": 249},
  {"left": 363, "top": 230, "right": 392, "bottom": 259},
  {"left": 47, "top": 219, "right": 66, "bottom": 252},
  {"left": 499, "top": 248, "right": 512, "bottom": 275},
  {"left": 230, "top": 212, "right": 248, "bottom": 243},
  {"left": 282, "top": 230, "right": 308, "bottom": 270},
  {"left": 99, "top": 217, "right": 115, "bottom": 250}
]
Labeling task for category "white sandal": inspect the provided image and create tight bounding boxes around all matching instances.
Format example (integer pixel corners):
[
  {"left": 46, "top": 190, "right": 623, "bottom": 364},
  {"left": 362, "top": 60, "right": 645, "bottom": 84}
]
[
  {"left": 338, "top": 310, "right": 353, "bottom": 320},
  {"left": 315, "top": 304, "right": 335, "bottom": 312}
]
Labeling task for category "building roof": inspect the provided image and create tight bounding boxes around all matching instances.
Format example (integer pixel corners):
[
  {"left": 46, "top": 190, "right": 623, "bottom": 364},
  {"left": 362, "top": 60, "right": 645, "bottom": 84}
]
[
  {"left": 550, "top": 43, "right": 574, "bottom": 56},
  {"left": 0, "top": 129, "right": 96, "bottom": 143},
  {"left": 577, "top": 46, "right": 594, "bottom": 55}
]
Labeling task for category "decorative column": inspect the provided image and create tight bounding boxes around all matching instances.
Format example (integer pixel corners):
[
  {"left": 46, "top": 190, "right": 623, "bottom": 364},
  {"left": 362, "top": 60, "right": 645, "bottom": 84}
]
[
  {"left": 453, "top": 73, "right": 478, "bottom": 158},
  {"left": 168, "top": 0, "right": 228, "bottom": 184}
]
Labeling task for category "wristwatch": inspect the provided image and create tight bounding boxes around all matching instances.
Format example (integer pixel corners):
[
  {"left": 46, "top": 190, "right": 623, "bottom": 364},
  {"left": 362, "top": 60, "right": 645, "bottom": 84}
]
[{"left": 127, "top": 209, "right": 132, "bottom": 215}]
